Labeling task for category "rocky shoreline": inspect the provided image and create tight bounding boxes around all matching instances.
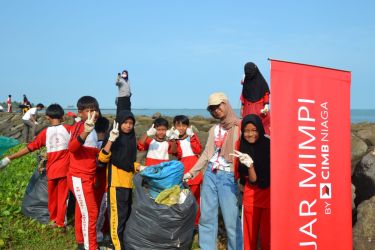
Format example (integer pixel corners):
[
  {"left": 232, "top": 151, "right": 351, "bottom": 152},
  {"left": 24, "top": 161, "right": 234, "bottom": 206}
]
[{"left": 0, "top": 112, "right": 374, "bottom": 249}]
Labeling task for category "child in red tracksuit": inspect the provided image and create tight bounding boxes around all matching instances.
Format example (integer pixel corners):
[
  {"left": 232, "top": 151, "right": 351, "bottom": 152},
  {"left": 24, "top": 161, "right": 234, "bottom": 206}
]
[
  {"left": 0, "top": 104, "right": 70, "bottom": 229},
  {"left": 170, "top": 115, "right": 202, "bottom": 226},
  {"left": 137, "top": 117, "right": 172, "bottom": 166},
  {"left": 235, "top": 114, "right": 270, "bottom": 250},
  {"left": 68, "top": 96, "right": 101, "bottom": 250}
]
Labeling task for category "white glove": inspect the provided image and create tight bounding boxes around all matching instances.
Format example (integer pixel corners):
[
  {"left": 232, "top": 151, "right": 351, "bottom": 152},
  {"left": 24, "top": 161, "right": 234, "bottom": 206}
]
[
  {"left": 230, "top": 150, "right": 254, "bottom": 168},
  {"left": 260, "top": 104, "right": 270, "bottom": 114},
  {"left": 0, "top": 157, "right": 11, "bottom": 169},
  {"left": 166, "top": 127, "right": 180, "bottom": 140},
  {"left": 34, "top": 121, "right": 39, "bottom": 125},
  {"left": 75, "top": 117, "right": 81, "bottom": 123},
  {"left": 84, "top": 111, "right": 96, "bottom": 133},
  {"left": 186, "top": 126, "right": 194, "bottom": 137},
  {"left": 146, "top": 124, "right": 156, "bottom": 137},
  {"left": 183, "top": 172, "right": 193, "bottom": 182},
  {"left": 108, "top": 121, "right": 119, "bottom": 142},
  {"left": 139, "top": 165, "right": 147, "bottom": 171}
]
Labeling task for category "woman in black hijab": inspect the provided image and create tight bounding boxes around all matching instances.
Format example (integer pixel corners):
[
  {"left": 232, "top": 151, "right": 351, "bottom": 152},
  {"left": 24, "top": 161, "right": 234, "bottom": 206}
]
[
  {"left": 240, "top": 62, "right": 271, "bottom": 135},
  {"left": 237, "top": 114, "right": 270, "bottom": 250},
  {"left": 98, "top": 110, "right": 137, "bottom": 249}
]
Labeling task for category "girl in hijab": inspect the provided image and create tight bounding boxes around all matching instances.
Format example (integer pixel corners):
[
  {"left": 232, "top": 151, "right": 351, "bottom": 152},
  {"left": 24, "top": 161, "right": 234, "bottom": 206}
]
[
  {"left": 235, "top": 114, "right": 270, "bottom": 250},
  {"left": 240, "top": 62, "right": 271, "bottom": 135},
  {"left": 184, "top": 92, "right": 243, "bottom": 250},
  {"left": 115, "top": 70, "right": 132, "bottom": 118},
  {"left": 98, "top": 110, "right": 137, "bottom": 250}
]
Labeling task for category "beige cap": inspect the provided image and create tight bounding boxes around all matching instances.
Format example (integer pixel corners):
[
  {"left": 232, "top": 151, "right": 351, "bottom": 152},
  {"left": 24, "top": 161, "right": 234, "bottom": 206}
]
[{"left": 208, "top": 92, "right": 228, "bottom": 107}]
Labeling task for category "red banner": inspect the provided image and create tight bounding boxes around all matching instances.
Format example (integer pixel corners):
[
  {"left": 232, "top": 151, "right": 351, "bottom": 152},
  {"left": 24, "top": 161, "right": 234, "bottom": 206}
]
[{"left": 270, "top": 59, "right": 352, "bottom": 250}]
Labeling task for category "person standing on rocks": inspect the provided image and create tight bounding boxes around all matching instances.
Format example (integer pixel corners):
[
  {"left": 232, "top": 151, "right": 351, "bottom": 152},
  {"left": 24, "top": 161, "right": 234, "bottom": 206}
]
[
  {"left": 6, "top": 95, "right": 12, "bottom": 112},
  {"left": 22, "top": 103, "right": 44, "bottom": 143},
  {"left": 184, "top": 92, "right": 243, "bottom": 250},
  {"left": 240, "top": 62, "right": 271, "bottom": 135},
  {"left": 115, "top": 70, "right": 132, "bottom": 118},
  {"left": 21, "top": 94, "right": 32, "bottom": 114}
]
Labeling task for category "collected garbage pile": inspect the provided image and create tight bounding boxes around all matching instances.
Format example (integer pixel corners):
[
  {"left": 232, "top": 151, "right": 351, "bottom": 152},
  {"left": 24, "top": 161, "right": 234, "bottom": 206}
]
[
  {"left": 21, "top": 151, "right": 50, "bottom": 224},
  {"left": 125, "top": 160, "right": 198, "bottom": 250}
]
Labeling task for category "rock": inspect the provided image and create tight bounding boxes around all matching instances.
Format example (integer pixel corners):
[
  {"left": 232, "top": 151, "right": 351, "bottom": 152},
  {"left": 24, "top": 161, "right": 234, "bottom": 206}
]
[
  {"left": 353, "top": 195, "right": 375, "bottom": 250},
  {"left": 356, "top": 125, "right": 375, "bottom": 146},
  {"left": 152, "top": 112, "right": 161, "bottom": 119},
  {"left": 351, "top": 133, "right": 368, "bottom": 174},
  {"left": 352, "top": 152, "right": 375, "bottom": 206}
]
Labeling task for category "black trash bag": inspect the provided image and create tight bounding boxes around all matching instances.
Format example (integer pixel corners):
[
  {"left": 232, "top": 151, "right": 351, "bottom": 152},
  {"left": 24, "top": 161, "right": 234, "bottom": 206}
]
[
  {"left": 21, "top": 169, "right": 49, "bottom": 224},
  {"left": 125, "top": 174, "right": 197, "bottom": 250}
]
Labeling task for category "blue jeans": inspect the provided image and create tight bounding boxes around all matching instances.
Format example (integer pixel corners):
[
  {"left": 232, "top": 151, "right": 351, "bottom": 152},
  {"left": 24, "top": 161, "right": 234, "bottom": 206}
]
[{"left": 199, "top": 168, "right": 243, "bottom": 250}]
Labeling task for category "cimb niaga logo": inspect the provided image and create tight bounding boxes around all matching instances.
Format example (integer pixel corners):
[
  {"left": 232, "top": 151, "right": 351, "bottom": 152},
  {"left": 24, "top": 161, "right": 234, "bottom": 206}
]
[{"left": 320, "top": 183, "right": 332, "bottom": 199}]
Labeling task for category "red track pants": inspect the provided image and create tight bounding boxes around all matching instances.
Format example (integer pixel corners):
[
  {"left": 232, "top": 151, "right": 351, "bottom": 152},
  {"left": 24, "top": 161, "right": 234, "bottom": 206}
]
[
  {"left": 242, "top": 205, "right": 270, "bottom": 250},
  {"left": 68, "top": 174, "right": 98, "bottom": 250},
  {"left": 48, "top": 177, "right": 68, "bottom": 227}
]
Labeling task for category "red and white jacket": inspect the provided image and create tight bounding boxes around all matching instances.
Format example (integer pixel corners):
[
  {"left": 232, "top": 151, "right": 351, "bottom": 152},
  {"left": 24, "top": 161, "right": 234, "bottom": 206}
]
[
  {"left": 27, "top": 124, "right": 71, "bottom": 180},
  {"left": 68, "top": 121, "right": 100, "bottom": 178},
  {"left": 137, "top": 137, "right": 171, "bottom": 166},
  {"left": 173, "top": 134, "right": 202, "bottom": 185}
]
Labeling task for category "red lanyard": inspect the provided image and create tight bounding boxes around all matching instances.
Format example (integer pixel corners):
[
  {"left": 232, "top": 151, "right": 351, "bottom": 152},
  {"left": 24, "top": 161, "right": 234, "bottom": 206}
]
[{"left": 215, "top": 125, "right": 227, "bottom": 149}]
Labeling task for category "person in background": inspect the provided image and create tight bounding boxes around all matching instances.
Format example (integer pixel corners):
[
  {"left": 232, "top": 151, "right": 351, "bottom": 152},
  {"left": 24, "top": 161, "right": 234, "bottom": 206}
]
[
  {"left": 67, "top": 96, "right": 100, "bottom": 250},
  {"left": 240, "top": 62, "right": 271, "bottom": 135},
  {"left": 22, "top": 103, "right": 44, "bottom": 143},
  {"left": 66, "top": 111, "right": 79, "bottom": 126},
  {"left": 98, "top": 111, "right": 137, "bottom": 250},
  {"left": 6, "top": 95, "right": 12, "bottom": 112},
  {"left": 0, "top": 104, "right": 71, "bottom": 231},
  {"left": 184, "top": 92, "right": 242, "bottom": 250},
  {"left": 170, "top": 115, "right": 202, "bottom": 227},
  {"left": 137, "top": 117, "right": 172, "bottom": 166},
  {"left": 115, "top": 70, "right": 132, "bottom": 118},
  {"left": 234, "top": 114, "right": 270, "bottom": 250},
  {"left": 22, "top": 94, "right": 32, "bottom": 114}
]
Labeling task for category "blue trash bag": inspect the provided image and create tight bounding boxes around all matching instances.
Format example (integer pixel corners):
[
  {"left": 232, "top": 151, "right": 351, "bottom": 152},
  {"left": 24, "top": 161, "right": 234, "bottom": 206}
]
[{"left": 140, "top": 160, "right": 184, "bottom": 199}]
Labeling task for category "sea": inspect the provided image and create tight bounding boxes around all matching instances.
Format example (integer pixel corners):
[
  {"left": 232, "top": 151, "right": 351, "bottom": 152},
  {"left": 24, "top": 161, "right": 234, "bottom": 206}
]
[{"left": 63, "top": 108, "right": 375, "bottom": 124}]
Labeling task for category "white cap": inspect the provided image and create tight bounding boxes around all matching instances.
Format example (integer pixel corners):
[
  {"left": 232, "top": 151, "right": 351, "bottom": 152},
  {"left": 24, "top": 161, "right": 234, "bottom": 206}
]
[{"left": 208, "top": 92, "right": 227, "bottom": 107}]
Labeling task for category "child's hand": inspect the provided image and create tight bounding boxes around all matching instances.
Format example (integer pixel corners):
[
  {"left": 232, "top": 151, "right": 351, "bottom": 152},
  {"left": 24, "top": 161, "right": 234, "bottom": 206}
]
[
  {"left": 0, "top": 157, "right": 11, "bottom": 169},
  {"left": 146, "top": 124, "right": 156, "bottom": 137},
  {"left": 84, "top": 111, "right": 96, "bottom": 133},
  {"left": 137, "top": 165, "right": 146, "bottom": 171},
  {"left": 260, "top": 104, "right": 269, "bottom": 114},
  {"left": 166, "top": 127, "right": 179, "bottom": 140},
  {"left": 109, "top": 121, "right": 120, "bottom": 142},
  {"left": 230, "top": 150, "right": 254, "bottom": 168},
  {"left": 186, "top": 126, "right": 194, "bottom": 137},
  {"left": 183, "top": 172, "right": 192, "bottom": 182}
]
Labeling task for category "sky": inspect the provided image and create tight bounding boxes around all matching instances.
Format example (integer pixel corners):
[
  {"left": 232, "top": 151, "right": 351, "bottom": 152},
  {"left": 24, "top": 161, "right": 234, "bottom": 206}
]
[{"left": 0, "top": 0, "right": 374, "bottom": 109}]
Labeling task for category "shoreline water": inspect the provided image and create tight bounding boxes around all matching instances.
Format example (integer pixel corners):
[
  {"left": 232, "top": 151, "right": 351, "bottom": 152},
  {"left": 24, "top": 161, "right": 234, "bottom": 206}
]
[
  {"left": 2, "top": 109, "right": 375, "bottom": 123},
  {"left": 63, "top": 108, "right": 375, "bottom": 123}
]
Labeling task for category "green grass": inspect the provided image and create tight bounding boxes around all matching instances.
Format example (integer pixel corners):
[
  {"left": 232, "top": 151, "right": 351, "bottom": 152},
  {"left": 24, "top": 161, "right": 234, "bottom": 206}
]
[
  {"left": 0, "top": 145, "right": 75, "bottom": 250},
  {"left": 0, "top": 145, "right": 221, "bottom": 250}
]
